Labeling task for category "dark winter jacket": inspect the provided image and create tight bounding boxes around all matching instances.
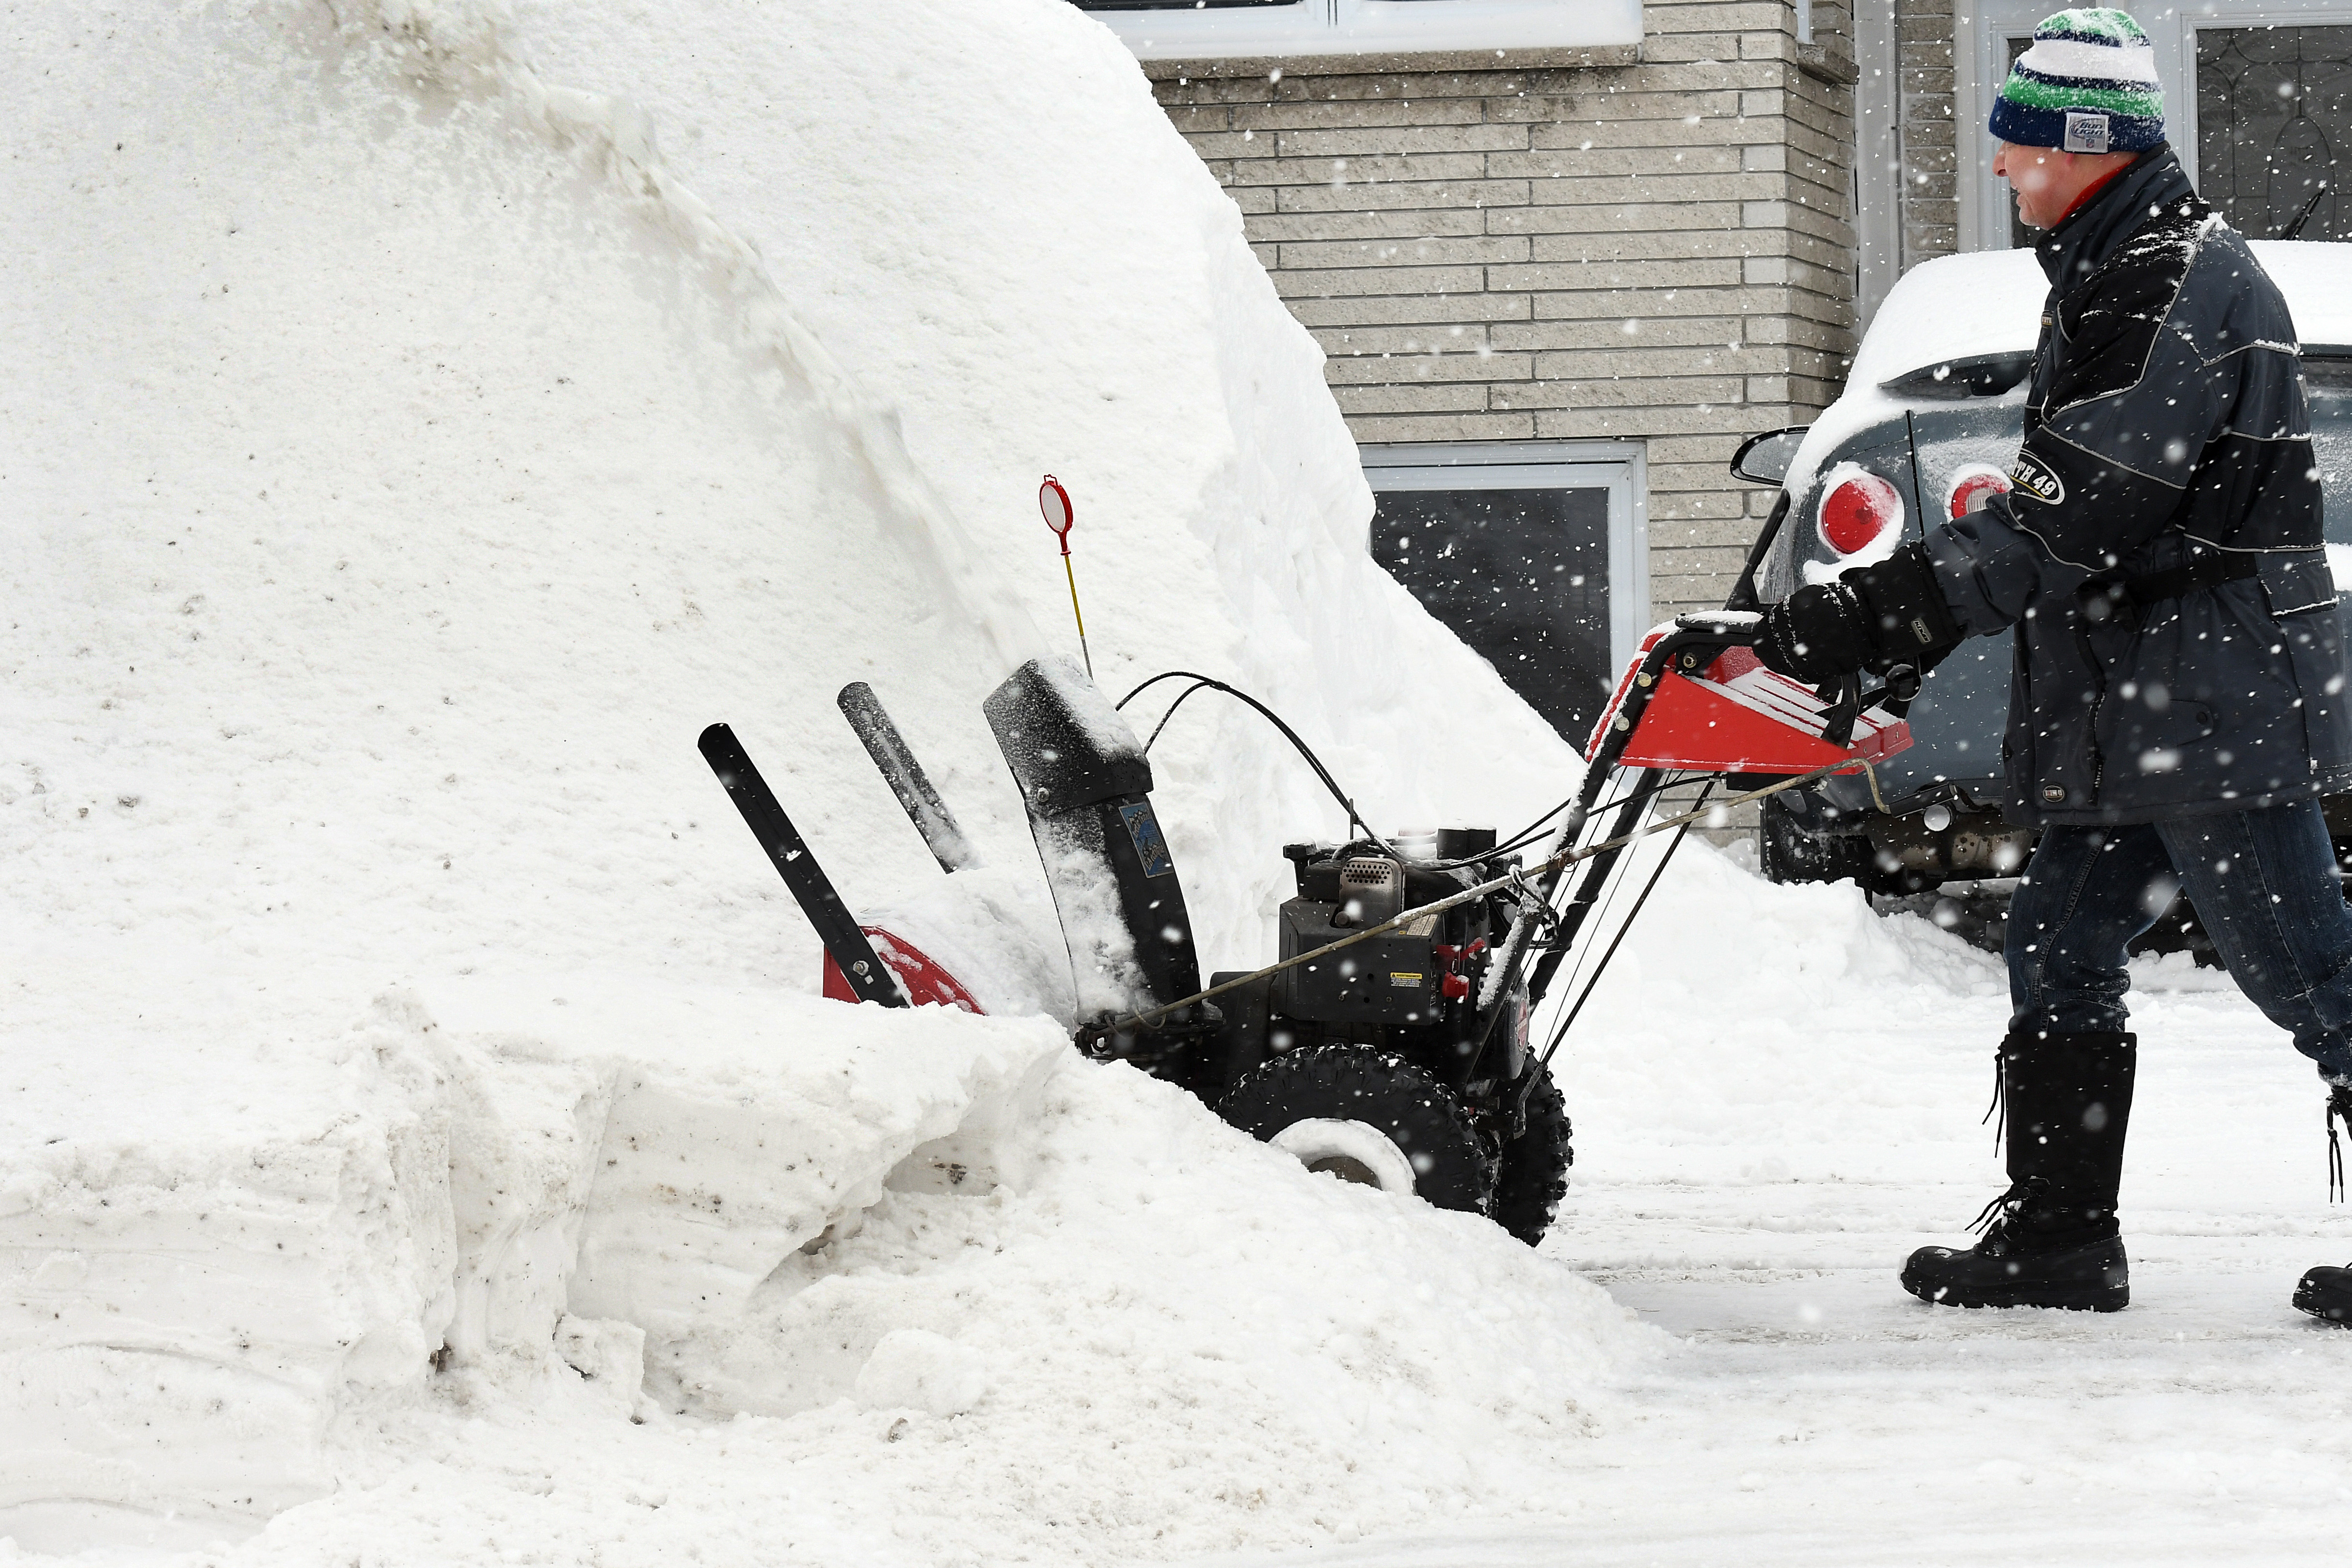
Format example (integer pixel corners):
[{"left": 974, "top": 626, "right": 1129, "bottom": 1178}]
[{"left": 1926, "top": 146, "right": 2352, "bottom": 825}]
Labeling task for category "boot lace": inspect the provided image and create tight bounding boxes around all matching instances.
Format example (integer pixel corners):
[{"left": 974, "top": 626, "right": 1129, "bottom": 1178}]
[
  {"left": 1981, "top": 1045, "right": 2006, "bottom": 1154},
  {"left": 1968, "top": 1176, "right": 2043, "bottom": 1237},
  {"left": 2329, "top": 1085, "right": 2351, "bottom": 1204}
]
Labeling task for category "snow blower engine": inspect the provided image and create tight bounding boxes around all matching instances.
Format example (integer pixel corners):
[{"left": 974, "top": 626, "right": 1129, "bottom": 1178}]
[{"left": 701, "top": 613, "right": 1915, "bottom": 1246}]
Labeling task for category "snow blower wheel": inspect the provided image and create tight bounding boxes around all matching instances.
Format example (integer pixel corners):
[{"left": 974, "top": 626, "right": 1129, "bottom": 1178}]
[
  {"left": 1220, "top": 1044, "right": 1495, "bottom": 1216},
  {"left": 1490, "top": 1058, "right": 1573, "bottom": 1246}
]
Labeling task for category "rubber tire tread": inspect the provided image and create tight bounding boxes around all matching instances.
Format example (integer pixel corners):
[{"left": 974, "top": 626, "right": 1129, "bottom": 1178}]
[
  {"left": 1491, "top": 1059, "right": 1573, "bottom": 1246},
  {"left": 1218, "top": 1043, "right": 1494, "bottom": 1215}
]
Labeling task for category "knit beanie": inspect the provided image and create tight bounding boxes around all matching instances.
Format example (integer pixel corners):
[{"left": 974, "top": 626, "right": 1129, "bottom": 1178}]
[{"left": 1989, "top": 9, "right": 2166, "bottom": 154}]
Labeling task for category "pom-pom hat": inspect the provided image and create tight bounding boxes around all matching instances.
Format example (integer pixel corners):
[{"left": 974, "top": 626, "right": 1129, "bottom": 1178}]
[{"left": 1990, "top": 9, "right": 2166, "bottom": 154}]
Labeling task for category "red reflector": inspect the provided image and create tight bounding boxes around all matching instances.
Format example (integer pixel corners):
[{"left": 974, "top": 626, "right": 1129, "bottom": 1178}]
[
  {"left": 1819, "top": 471, "right": 1903, "bottom": 555},
  {"left": 1948, "top": 465, "right": 2012, "bottom": 520}
]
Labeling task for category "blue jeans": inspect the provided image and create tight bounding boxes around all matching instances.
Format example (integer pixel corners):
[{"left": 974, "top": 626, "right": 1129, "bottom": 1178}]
[{"left": 2008, "top": 801, "right": 2352, "bottom": 1085}]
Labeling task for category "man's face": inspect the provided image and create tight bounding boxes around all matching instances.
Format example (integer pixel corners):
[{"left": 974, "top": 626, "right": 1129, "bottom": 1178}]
[
  {"left": 1993, "top": 141, "right": 2075, "bottom": 229},
  {"left": 1993, "top": 141, "right": 2137, "bottom": 230}
]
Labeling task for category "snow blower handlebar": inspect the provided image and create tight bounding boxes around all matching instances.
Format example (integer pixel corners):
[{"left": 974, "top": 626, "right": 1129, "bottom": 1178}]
[
  {"left": 1080, "top": 754, "right": 1874, "bottom": 1045},
  {"left": 1078, "top": 616, "right": 1908, "bottom": 1050}
]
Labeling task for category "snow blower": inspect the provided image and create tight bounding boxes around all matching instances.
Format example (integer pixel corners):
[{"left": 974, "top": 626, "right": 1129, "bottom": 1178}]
[{"left": 699, "top": 613, "right": 1914, "bottom": 1245}]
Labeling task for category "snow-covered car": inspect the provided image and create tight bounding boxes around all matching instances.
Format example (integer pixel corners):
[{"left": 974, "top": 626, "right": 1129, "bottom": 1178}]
[{"left": 1728, "top": 242, "right": 2352, "bottom": 892}]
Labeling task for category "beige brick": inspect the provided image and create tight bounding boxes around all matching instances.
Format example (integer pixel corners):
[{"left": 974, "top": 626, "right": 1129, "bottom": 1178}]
[
  {"left": 1535, "top": 404, "right": 1785, "bottom": 437},
  {"left": 1525, "top": 229, "right": 1788, "bottom": 264},
  {"left": 1489, "top": 257, "right": 1747, "bottom": 291},
  {"left": 1486, "top": 200, "right": 1747, "bottom": 234},
  {"left": 1231, "top": 97, "right": 1488, "bottom": 132},
  {"left": 1526, "top": 171, "right": 1786, "bottom": 205},
  {"left": 1248, "top": 209, "right": 1489, "bottom": 243},
  {"left": 1271, "top": 263, "right": 1488, "bottom": 299},
  {"left": 1225, "top": 152, "right": 1491, "bottom": 187},
  {"left": 1532, "top": 345, "right": 1761, "bottom": 378},
  {"left": 1525, "top": 115, "right": 1779, "bottom": 152},
  {"left": 1312, "top": 321, "right": 1493, "bottom": 355},
  {"left": 1277, "top": 235, "right": 1531, "bottom": 269},
  {"left": 1530, "top": 284, "right": 1795, "bottom": 320},
  {"left": 1286, "top": 293, "right": 1534, "bottom": 328},
  {"left": 1491, "top": 316, "right": 1747, "bottom": 351},
  {"left": 1182, "top": 131, "right": 1277, "bottom": 161},
  {"left": 1487, "top": 82, "right": 1761, "bottom": 120},
  {"left": 1276, "top": 124, "right": 1533, "bottom": 158},
  {"left": 1643, "top": 32, "right": 1748, "bottom": 64},
  {"left": 1496, "top": 375, "right": 1748, "bottom": 410},
  {"left": 1324, "top": 350, "right": 1534, "bottom": 384},
  {"left": 1344, "top": 412, "right": 1540, "bottom": 442},
  {"left": 1648, "top": 433, "right": 1749, "bottom": 464},
  {"left": 1275, "top": 178, "right": 1531, "bottom": 213},
  {"left": 1332, "top": 382, "right": 1492, "bottom": 415},
  {"left": 1162, "top": 104, "right": 1233, "bottom": 135},
  {"left": 1488, "top": 145, "right": 1747, "bottom": 180}
]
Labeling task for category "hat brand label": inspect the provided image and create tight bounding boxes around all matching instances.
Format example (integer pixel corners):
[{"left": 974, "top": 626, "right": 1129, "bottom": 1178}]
[{"left": 2064, "top": 111, "right": 2112, "bottom": 154}]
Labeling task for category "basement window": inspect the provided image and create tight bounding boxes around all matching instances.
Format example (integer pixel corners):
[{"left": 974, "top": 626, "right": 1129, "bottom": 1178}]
[
  {"left": 1362, "top": 442, "right": 1647, "bottom": 744},
  {"left": 1066, "top": 0, "right": 1643, "bottom": 63}
]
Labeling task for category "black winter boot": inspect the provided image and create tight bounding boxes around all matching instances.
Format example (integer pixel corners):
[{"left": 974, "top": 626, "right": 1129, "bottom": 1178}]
[
  {"left": 2291, "top": 1084, "right": 2352, "bottom": 1325},
  {"left": 1902, "top": 1030, "right": 2136, "bottom": 1312}
]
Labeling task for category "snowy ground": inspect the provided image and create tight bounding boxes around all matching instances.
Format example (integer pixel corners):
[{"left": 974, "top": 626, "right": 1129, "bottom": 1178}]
[
  {"left": 1212, "top": 931, "right": 2352, "bottom": 1567},
  {"left": 11, "top": 854, "right": 2351, "bottom": 1567}
]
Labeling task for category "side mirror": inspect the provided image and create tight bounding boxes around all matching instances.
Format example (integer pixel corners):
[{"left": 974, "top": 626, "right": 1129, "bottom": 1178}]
[{"left": 1730, "top": 427, "right": 1810, "bottom": 487}]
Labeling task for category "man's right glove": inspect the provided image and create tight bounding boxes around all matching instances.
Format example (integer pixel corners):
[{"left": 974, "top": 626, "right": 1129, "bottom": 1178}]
[{"left": 1758, "top": 541, "right": 1962, "bottom": 688}]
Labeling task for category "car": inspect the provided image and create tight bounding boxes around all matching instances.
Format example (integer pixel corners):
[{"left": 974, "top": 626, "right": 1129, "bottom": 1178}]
[{"left": 1724, "top": 241, "right": 2352, "bottom": 896}]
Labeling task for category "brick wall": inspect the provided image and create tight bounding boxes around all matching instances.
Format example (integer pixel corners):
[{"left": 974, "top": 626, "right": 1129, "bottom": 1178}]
[
  {"left": 1896, "top": 0, "right": 1958, "bottom": 262},
  {"left": 1150, "top": 0, "right": 1861, "bottom": 618}
]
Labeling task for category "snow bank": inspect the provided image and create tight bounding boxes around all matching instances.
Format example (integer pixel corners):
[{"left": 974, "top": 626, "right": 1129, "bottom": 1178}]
[
  {"left": 2, "top": 0, "right": 1596, "bottom": 1550},
  {"left": 179, "top": 1055, "right": 1645, "bottom": 1568}
]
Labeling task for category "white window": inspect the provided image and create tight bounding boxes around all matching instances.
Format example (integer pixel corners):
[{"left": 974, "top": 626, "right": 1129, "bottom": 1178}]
[
  {"left": 1070, "top": 0, "right": 1643, "bottom": 63},
  {"left": 1361, "top": 442, "right": 1647, "bottom": 742},
  {"left": 1961, "top": 0, "right": 2352, "bottom": 250}
]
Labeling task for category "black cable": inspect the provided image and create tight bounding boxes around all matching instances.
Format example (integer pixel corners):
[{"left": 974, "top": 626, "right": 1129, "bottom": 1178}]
[
  {"left": 1142, "top": 680, "right": 1216, "bottom": 752},
  {"left": 1120, "top": 669, "right": 1680, "bottom": 873},
  {"left": 1117, "top": 670, "right": 1386, "bottom": 848}
]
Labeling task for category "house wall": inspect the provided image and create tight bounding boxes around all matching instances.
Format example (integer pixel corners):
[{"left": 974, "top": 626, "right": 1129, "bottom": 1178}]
[
  {"left": 1149, "top": 0, "right": 1862, "bottom": 618},
  {"left": 1896, "top": 0, "right": 1960, "bottom": 264}
]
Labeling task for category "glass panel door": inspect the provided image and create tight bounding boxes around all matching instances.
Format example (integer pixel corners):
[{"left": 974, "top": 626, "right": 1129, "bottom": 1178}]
[
  {"left": 1371, "top": 487, "right": 1615, "bottom": 740},
  {"left": 2196, "top": 25, "right": 2352, "bottom": 241}
]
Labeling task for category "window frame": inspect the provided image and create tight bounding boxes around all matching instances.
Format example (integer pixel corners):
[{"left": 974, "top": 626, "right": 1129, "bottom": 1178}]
[
  {"left": 1358, "top": 439, "right": 1650, "bottom": 685},
  {"left": 1075, "top": 0, "right": 1644, "bottom": 64},
  {"left": 1959, "top": 0, "right": 2352, "bottom": 250}
]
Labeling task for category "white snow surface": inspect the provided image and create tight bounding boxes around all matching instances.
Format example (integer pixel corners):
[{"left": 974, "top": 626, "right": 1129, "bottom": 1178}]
[
  {"left": 9, "top": 2, "right": 2352, "bottom": 1564},
  {"left": 0, "top": 0, "right": 1598, "bottom": 1556}
]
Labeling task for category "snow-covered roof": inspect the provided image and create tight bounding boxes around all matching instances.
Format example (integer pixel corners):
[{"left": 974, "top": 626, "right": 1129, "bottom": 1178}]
[{"left": 1850, "top": 239, "right": 2352, "bottom": 391}]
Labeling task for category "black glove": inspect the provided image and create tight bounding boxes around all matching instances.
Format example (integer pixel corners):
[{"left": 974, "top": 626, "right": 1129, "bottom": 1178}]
[{"left": 1758, "top": 542, "right": 1962, "bottom": 687}]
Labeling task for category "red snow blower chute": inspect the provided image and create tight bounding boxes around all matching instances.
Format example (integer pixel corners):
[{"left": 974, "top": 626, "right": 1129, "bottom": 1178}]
[{"left": 699, "top": 612, "right": 1914, "bottom": 1245}]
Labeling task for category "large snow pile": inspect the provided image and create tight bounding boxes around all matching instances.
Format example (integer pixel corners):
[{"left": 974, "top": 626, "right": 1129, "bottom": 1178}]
[{"left": 0, "top": 0, "right": 1614, "bottom": 1556}]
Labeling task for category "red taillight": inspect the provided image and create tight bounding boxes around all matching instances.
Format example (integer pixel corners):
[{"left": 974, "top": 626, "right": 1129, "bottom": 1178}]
[
  {"left": 1947, "top": 465, "right": 2011, "bottom": 520},
  {"left": 1819, "top": 471, "right": 1903, "bottom": 555}
]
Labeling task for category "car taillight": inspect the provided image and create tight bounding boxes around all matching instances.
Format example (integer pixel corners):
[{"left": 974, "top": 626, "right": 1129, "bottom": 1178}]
[
  {"left": 1947, "top": 465, "right": 2011, "bottom": 520},
  {"left": 1819, "top": 471, "right": 1903, "bottom": 555}
]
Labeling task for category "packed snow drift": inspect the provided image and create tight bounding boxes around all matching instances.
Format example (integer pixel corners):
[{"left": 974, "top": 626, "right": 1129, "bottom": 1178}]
[{"left": 2, "top": 0, "right": 1609, "bottom": 1555}]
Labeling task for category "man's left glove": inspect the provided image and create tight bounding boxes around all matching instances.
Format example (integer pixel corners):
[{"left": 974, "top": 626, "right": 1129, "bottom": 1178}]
[{"left": 1758, "top": 542, "right": 1962, "bottom": 688}]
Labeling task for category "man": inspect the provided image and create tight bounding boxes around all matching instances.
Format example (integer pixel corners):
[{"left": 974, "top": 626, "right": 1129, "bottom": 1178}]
[{"left": 1756, "top": 7, "right": 2352, "bottom": 1321}]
